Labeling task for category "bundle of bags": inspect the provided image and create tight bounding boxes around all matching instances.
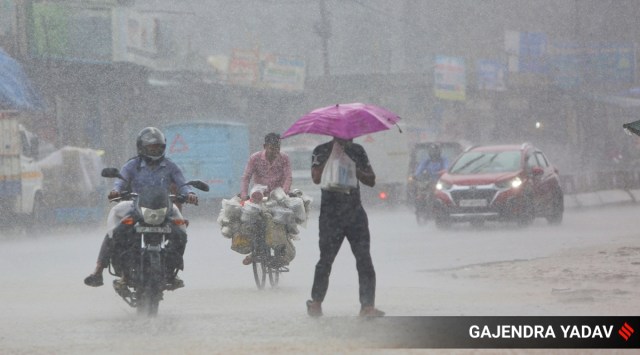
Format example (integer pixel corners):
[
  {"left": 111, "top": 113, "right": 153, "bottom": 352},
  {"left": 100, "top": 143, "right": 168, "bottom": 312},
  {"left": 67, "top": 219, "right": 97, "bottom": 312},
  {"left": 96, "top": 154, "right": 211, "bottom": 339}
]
[{"left": 217, "top": 186, "right": 312, "bottom": 257}]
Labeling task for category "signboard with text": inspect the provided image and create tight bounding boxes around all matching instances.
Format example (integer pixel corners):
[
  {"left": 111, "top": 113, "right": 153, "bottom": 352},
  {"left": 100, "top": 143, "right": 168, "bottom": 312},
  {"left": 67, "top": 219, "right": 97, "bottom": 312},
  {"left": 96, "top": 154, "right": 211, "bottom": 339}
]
[
  {"left": 477, "top": 59, "right": 507, "bottom": 91},
  {"left": 259, "top": 54, "right": 305, "bottom": 92},
  {"left": 434, "top": 55, "right": 466, "bottom": 101}
]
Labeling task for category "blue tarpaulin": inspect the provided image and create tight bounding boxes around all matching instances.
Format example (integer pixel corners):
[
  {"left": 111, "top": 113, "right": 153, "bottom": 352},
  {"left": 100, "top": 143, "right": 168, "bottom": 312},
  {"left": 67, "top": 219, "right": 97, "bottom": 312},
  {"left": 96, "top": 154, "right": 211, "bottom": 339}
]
[{"left": 0, "top": 48, "right": 44, "bottom": 111}]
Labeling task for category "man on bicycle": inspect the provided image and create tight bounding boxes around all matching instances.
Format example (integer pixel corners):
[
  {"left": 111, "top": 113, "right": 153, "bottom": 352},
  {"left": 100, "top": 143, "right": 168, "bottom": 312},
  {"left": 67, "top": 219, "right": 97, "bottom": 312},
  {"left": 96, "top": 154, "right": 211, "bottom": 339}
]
[{"left": 239, "top": 132, "right": 292, "bottom": 265}]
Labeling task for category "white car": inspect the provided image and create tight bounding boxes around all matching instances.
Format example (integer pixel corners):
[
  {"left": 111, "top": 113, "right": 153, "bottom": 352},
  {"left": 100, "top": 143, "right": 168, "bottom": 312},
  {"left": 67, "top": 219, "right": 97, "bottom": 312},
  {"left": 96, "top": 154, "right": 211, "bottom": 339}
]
[{"left": 281, "top": 145, "right": 321, "bottom": 206}]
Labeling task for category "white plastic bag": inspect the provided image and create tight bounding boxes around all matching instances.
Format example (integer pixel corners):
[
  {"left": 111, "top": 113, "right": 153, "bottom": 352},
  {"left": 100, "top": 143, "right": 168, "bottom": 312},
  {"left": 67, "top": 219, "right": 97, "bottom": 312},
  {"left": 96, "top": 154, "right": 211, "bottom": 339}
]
[{"left": 320, "top": 142, "right": 358, "bottom": 192}]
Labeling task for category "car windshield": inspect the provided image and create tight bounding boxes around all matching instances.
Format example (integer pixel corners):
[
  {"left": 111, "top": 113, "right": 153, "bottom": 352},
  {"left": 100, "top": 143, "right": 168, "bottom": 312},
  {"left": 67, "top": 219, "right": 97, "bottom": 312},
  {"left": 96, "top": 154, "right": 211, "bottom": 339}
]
[{"left": 450, "top": 150, "right": 521, "bottom": 174}]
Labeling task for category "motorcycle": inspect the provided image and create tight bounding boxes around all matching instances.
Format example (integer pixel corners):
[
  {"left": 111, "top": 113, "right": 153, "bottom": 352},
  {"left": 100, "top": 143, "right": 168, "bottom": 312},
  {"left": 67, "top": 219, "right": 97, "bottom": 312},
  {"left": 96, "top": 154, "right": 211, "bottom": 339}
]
[
  {"left": 101, "top": 167, "right": 209, "bottom": 316},
  {"left": 414, "top": 173, "right": 437, "bottom": 225}
]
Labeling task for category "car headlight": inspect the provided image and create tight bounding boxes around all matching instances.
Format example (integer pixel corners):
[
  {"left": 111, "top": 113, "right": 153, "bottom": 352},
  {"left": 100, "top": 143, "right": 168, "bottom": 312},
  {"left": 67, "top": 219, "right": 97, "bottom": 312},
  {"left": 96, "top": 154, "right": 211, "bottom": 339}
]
[
  {"left": 436, "top": 180, "right": 452, "bottom": 191},
  {"left": 495, "top": 177, "right": 522, "bottom": 189}
]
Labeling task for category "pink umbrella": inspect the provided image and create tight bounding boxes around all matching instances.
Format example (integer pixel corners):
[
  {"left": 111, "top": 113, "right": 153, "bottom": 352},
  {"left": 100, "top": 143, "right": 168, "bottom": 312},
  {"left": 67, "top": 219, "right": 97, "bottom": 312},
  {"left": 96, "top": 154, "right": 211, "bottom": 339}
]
[{"left": 281, "top": 102, "right": 401, "bottom": 140}]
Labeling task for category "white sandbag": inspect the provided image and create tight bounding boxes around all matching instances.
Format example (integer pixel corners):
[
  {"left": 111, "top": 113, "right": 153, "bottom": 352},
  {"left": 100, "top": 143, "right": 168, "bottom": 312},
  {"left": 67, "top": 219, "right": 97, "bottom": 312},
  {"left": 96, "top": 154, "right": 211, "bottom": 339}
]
[
  {"left": 270, "top": 187, "right": 287, "bottom": 202},
  {"left": 269, "top": 205, "right": 296, "bottom": 225},
  {"left": 286, "top": 223, "right": 299, "bottom": 235},
  {"left": 241, "top": 201, "right": 263, "bottom": 223},
  {"left": 221, "top": 226, "right": 233, "bottom": 238},
  {"left": 224, "top": 198, "right": 243, "bottom": 220},
  {"left": 284, "top": 196, "right": 306, "bottom": 223}
]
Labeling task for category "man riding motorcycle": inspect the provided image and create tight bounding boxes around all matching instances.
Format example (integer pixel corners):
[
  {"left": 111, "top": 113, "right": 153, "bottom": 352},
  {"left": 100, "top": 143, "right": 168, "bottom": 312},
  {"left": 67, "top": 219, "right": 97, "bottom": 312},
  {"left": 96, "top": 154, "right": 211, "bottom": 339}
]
[
  {"left": 413, "top": 143, "right": 448, "bottom": 222},
  {"left": 84, "top": 127, "right": 198, "bottom": 289}
]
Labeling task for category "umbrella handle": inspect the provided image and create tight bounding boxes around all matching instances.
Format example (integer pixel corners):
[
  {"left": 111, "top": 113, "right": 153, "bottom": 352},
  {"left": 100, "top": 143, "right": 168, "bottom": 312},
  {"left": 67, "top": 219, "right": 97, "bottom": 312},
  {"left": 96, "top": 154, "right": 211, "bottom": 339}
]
[{"left": 395, "top": 123, "right": 403, "bottom": 133}]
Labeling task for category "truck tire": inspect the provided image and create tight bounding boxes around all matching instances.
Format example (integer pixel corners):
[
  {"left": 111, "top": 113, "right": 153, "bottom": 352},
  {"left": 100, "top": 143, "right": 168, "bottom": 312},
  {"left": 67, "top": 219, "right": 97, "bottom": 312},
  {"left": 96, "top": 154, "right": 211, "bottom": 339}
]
[{"left": 26, "top": 193, "right": 45, "bottom": 233}]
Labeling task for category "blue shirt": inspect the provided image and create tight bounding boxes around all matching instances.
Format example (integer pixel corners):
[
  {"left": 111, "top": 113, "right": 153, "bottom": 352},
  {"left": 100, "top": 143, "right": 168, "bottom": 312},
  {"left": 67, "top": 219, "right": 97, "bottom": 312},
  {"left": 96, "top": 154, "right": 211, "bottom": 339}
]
[
  {"left": 114, "top": 157, "right": 192, "bottom": 196},
  {"left": 415, "top": 157, "right": 448, "bottom": 180}
]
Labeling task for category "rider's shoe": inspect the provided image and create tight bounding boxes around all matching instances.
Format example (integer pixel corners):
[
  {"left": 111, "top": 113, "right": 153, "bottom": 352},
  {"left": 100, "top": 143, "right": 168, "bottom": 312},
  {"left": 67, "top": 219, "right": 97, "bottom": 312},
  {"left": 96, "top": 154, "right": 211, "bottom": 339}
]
[
  {"left": 84, "top": 273, "right": 103, "bottom": 287},
  {"left": 166, "top": 276, "right": 184, "bottom": 291},
  {"left": 242, "top": 255, "right": 253, "bottom": 265},
  {"left": 306, "top": 299, "right": 323, "bottom": 317},
  {"left": 359, "top": 306, "right": 385, "bottom": 318}
]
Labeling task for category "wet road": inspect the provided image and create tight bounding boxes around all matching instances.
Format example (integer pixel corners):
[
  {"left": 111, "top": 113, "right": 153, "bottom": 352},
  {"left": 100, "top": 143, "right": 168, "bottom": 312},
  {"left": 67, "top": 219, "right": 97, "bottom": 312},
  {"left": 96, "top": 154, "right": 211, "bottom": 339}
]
[{"left": 0, "top": 204, "right": 637, "bottom": 354}]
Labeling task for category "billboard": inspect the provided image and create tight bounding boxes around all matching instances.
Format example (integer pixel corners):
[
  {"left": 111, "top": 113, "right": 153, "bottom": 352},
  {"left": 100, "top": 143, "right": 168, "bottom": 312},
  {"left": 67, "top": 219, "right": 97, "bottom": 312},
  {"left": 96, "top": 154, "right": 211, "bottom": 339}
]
[
  {"left": 549, "top": 41, "right": 636, "bottom": 88},
  {"left": 30, "top": 3, "right": 112, "bottom": 62},
  {"left": 226, "top": 48, "right": 305, "bottom": 91},
  {"left": 434, "top": 55, "right": 466, "bottom": 101},
  {"left": 259, "top": 54, "right": 305, "bottom": 92},
  {"left": 505, "top": 30, "right": 548, "bottom": 74},
  {"left": 228, "top": 48, "right": 260, "bottom": 86},
  {"left": 477, "top": 59, "right": 507, "bottom": 91}
]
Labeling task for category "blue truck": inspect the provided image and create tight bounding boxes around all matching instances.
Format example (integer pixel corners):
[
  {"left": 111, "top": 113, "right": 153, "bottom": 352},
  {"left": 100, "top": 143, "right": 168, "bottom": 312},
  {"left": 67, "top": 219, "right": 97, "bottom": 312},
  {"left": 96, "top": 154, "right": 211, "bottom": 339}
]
[{"left": 163, "top": 121, "right": 249, "bottom": 211}]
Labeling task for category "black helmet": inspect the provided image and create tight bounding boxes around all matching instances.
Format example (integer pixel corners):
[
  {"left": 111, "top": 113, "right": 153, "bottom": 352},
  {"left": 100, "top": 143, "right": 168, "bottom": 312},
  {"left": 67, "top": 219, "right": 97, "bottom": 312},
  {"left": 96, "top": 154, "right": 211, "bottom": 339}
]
[
  {"left": 428, "top": 143, "right": 441, "bottom": 159},
  {"left": 136, "top": 127, "right": 166, "bottom": 161}
]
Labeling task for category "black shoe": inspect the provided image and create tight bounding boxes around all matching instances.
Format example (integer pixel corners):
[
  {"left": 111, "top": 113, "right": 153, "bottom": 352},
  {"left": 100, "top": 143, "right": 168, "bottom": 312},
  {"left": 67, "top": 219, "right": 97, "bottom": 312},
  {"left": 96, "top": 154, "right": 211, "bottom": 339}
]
[
  {"left": 166, "top": 276, "right": 184, "bottom": 291},
  {"left": 84, "top": 273, "right": 103, "bottom": 287}
]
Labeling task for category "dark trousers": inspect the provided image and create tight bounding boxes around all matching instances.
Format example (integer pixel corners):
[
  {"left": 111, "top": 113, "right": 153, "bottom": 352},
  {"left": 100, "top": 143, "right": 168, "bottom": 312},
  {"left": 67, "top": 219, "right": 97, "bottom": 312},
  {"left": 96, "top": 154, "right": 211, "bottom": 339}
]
[
  {"left": 96, "top": 224, "right": 187, "bottom": 272},
  {"left": 311, "top": 189, "right": 376, "bottom": 307}
]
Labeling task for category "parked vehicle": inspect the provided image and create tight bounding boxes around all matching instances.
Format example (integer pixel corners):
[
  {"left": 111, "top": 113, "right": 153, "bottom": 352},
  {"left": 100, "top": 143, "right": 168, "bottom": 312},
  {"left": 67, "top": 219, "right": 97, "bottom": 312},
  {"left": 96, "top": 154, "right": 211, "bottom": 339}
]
[
  {"left": 163, "top": 121, "right": 249, "bottom": 211},
  {"left": 433, "top": 143, "right": 564, "bottom": 228},
  {"left": 0, "top": 111, "right": 44, "bottom": 228},
  {"left": 102, "top": 167, "right": 209, "bottom": 316},
  {"left": 37, "top": 146, "right": 106, "bottom": 225},
  {"left": 281, "top": 144, "right": 320, "bottom": 204}
]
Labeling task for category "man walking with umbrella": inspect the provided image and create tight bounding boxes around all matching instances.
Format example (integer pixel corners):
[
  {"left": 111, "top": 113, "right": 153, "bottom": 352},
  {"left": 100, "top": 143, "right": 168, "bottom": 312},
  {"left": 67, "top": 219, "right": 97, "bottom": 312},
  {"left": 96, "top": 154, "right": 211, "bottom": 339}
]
[
  {"left": 280, "top": 102, "right": 398, "bottom": 317},
  {"left": 305, "top": 136, "right": 385, "bottom": 317}
]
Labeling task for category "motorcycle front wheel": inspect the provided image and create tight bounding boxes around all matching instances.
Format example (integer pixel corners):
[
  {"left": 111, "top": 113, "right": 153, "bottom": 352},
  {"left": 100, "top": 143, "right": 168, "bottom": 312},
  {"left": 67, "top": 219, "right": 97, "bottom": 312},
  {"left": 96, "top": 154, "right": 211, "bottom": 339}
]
[{"left": 137, "top": 251, "right": 163, "bottom": 316}]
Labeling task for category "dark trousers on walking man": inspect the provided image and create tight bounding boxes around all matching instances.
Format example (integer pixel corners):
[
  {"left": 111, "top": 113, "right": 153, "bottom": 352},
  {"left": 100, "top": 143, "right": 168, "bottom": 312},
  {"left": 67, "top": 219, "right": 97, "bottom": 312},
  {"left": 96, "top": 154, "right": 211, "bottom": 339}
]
[
  {"left": 307, "top": 190, "right": 384, "bottom": 317},
  {"left": 306, "top": 137, "right": 384, "bottom": 317}
]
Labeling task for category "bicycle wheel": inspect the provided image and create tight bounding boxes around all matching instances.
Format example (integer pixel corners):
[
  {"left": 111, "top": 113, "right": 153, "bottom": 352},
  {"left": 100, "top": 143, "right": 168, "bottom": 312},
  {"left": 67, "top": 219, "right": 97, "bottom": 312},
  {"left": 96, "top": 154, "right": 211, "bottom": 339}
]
[
  {"left": 252, "top": 240, "right": 273, "bottom": 290},
  {"left": 252, "top": 255, "right": 268, "bottom": 290},
  {"left": 267, "top": 250, "right": 279, "bottom": 288}
]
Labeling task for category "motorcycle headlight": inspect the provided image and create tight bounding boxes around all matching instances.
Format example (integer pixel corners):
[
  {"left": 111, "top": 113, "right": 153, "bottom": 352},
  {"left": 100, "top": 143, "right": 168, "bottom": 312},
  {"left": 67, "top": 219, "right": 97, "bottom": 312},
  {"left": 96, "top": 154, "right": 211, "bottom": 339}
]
[
  {"left": 496, "top": 177, "right": 522, "bottom": 189},
  {"left": 436, "top": 180, "right": 452, "bottom": 191},
  {"left": 141, "top": 207, "right": 168, "bottom": 225}
]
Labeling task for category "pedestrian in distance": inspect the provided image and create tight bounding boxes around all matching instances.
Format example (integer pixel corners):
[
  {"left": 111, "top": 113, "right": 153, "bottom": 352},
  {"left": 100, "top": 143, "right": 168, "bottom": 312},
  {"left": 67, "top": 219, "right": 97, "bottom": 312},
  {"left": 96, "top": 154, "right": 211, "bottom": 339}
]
[{"left": 306, "top": 136, "right": 385, "bottom": 318}]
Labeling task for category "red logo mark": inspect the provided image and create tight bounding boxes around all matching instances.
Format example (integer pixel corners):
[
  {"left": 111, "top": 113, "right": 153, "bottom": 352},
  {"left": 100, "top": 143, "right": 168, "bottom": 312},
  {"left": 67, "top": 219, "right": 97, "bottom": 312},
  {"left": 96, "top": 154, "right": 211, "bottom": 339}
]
[
  {"left": 619, "top": 322, "right": 634, "bottom": 341},
  {"left": 169, "top": 133, "right": 189, "bottom": 154}
]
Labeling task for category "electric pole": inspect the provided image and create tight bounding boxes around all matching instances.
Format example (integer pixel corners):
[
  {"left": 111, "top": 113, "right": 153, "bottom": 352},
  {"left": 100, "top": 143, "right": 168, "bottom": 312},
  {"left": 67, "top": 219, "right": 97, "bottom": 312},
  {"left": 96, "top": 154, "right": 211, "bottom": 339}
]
[{"left": 314, "top": 0, "right": 332, "bottom": 76}]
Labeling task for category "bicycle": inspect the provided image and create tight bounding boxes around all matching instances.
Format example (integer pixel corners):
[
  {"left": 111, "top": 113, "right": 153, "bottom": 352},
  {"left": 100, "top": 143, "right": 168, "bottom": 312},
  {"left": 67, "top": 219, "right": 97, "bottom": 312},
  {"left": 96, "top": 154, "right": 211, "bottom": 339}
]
[{"left": 245, "top": 213, "right": 289, "bottom": 290}]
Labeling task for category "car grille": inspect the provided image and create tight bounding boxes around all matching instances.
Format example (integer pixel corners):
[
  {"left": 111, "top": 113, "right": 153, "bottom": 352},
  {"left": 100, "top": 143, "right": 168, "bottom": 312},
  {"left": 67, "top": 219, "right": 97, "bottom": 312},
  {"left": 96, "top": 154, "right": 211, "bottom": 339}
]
[{"left": 450, "top": 188, "right": 497, "bottom": 206}]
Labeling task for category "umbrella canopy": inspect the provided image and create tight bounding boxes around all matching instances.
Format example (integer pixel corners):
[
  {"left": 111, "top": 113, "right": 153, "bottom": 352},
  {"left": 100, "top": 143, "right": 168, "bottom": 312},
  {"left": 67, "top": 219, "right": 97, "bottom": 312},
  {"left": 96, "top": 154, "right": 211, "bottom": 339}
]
[
  {"left": 623, "top": 119, "right": 640, "bottom": 137},
  {"left": 281, "top": 102, "right": 401, "bottom": 140}
]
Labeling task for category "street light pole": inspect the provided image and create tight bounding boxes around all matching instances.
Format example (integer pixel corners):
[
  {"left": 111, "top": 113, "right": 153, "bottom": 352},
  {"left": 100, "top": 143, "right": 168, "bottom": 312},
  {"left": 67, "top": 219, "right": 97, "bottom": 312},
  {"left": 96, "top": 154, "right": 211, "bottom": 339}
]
[{"left": 314, "top": 0, "right": 332, "bottom": 76}]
